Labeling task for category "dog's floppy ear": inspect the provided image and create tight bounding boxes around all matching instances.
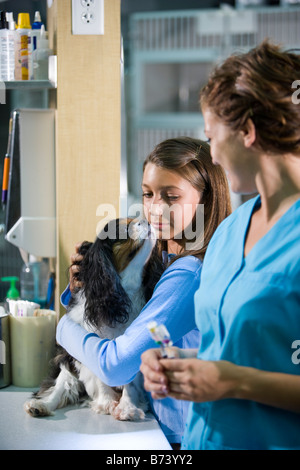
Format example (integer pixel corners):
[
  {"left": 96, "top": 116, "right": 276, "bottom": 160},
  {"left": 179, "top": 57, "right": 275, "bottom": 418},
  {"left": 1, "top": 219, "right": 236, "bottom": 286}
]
[{"left": 80, "top": 237, "right": 131, "bottom": 330}]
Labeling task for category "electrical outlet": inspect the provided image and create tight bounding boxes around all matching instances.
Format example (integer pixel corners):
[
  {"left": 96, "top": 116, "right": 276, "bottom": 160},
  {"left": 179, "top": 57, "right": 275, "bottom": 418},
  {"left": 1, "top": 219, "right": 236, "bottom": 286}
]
[{"left": 72, "top": 0, "right": 104, "bottom": 35}]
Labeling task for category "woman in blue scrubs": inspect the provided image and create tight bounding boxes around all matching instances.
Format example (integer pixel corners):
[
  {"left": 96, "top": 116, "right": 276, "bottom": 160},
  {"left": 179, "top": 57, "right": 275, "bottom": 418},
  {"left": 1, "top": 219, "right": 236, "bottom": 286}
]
[{"left": 140, "top": 41, "right": 300, "bottom": 450}]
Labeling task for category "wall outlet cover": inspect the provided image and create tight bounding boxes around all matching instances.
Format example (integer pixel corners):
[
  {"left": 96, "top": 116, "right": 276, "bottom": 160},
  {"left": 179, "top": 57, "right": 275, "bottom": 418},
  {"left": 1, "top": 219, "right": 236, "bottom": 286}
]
[{"left": 72, "top": 0, "right": 104, "bottom": 35}]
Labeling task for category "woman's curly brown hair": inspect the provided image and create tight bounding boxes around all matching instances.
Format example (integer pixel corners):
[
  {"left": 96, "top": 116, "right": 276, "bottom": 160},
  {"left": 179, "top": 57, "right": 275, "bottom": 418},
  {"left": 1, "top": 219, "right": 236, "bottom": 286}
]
[{"left": 200, "top": 40, "right": 300, "bottom": 155}]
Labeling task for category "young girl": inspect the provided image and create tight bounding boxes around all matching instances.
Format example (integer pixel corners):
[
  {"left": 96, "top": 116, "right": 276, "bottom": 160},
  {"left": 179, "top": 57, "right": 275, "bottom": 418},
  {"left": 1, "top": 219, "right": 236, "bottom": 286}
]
[{"left": 56, "top": 137, "right": 231, "bottom": 446}]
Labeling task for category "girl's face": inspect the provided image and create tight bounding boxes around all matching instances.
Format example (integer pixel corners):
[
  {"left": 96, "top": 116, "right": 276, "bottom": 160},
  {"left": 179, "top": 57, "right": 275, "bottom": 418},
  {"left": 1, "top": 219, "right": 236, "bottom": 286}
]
[
  {"left": 203, "top": 107, "right": 258, "bottom": 194},
  {"left": 142, "top": 163, "right": 201, "bottom": 245}
]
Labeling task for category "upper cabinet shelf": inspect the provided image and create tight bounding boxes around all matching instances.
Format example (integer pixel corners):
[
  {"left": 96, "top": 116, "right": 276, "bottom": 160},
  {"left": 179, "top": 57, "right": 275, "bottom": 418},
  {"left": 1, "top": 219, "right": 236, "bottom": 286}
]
[{"left": 4, "top": 80, "right": 56, "bottom": 90}]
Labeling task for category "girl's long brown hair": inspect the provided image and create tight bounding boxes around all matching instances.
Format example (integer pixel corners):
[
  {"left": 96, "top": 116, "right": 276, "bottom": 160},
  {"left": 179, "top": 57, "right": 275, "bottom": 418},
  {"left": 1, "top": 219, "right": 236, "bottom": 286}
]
[{"left": 143, "top": 137, "right": 232, "bottom": 261}]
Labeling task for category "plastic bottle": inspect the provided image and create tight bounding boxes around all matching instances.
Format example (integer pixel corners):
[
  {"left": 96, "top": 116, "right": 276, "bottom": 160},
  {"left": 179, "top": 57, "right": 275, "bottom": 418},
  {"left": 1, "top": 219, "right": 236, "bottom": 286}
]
[
  {"left": 20, "top": 256, "right": 50, "bottom": 308},
  {"left": 14, "top": 13, "right": 31, "bottom": 80},
  {"left": 31, "top": 11, "right": 42, "bottom": 40},
  {"left": 32, "top": 25, "right": 52, "bottom": 80},
  {"left": 6, "top": 12, "right": 15, "bottom": 31},
  {"left": 0, "top": 10, "right": 14, "bottom": 81},
  {"left": 0, "top": 11, "right": 8, "bottom": 80},
  {"left": 5, "top": 12, "right": 16, "bottom": 80},
  {"left": 28, "top": 11, "right": 42, "bottom": 80}
]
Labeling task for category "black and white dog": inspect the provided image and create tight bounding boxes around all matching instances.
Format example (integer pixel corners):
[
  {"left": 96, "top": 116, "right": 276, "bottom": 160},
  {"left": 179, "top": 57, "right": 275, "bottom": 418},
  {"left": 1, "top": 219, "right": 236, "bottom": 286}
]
[{"left": 24, "top": 218, "right": 164, "bottom": 421}]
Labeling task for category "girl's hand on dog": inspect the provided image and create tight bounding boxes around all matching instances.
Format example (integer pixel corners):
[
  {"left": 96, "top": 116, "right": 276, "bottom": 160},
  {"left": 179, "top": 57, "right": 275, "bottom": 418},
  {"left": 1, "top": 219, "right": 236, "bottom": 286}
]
[{"left": 69, "top": 242, "right": 84, "bottom": 292}]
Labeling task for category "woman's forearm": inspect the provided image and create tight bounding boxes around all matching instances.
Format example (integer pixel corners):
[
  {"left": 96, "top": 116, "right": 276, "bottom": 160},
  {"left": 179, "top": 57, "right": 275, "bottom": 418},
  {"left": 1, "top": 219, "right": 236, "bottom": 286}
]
[
  {"left": 233, "top": 365, "right": 300, "bottom": 413},
  {"left": 153, "top": 357, "right": 300, "bottom": 413}
]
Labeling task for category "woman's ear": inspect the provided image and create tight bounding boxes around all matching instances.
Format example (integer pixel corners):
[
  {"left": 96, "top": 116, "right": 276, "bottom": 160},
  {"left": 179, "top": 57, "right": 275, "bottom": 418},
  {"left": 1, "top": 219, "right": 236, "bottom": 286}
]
[{"left": 241, "top": 118, "right": 256, "bottom": 148}]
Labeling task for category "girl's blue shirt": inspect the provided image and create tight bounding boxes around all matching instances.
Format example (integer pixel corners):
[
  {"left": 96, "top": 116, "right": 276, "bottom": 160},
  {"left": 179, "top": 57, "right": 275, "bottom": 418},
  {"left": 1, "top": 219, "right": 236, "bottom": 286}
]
[
  {"left": 57, "top": 254, "right": 202, "bottom": 444},
  {"left": 182, "top": 195, "right": 300, "bottom": 450}
]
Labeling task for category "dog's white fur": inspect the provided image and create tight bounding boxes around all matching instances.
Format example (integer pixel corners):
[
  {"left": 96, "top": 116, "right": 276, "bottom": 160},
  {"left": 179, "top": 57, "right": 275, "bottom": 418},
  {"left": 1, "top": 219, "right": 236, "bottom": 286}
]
[{"left": 24, "top": 221, "right": 156, "bottom": 421}]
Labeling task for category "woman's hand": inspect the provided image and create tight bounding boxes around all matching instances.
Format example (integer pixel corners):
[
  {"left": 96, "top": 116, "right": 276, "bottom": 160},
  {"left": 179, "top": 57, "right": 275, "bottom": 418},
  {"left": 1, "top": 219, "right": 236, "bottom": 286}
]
[
  {"left": 158, "top": 358, "right": 241, "bottom": 403},
  {"left": 69, "top": 242, "right": 84, "bottom": 293},
  {"left": 141, "top": 350, "right": 300, "bottom": 412},
  {"left": 140, "top": 349, "right": 241, "bottom": 402},
  {"left": 140, "top": 348, "right": 180, "bottom": 399}
]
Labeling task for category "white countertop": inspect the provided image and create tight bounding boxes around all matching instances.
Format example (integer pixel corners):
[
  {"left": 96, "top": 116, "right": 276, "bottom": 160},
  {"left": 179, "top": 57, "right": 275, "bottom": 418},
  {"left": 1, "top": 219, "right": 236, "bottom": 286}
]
[{"left": 0, "top": 386, "right": 171, "bottom": 450}]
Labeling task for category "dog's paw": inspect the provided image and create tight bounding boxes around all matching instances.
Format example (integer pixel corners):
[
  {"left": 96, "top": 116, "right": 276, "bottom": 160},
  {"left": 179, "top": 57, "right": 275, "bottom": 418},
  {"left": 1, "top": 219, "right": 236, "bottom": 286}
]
[
  {"left": 24, "top": 399, "right": 53, "bottom": 418},
  {"left": 112, "top": 404, "right": 145, "bottom": 421},
  {"left": 90, "top": 399, "right": 118, "bottom": 415}
]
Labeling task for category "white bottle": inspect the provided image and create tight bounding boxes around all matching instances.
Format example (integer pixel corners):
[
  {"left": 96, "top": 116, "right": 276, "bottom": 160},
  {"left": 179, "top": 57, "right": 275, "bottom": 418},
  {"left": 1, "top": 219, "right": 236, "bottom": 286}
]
[
  {"left": 14, "top": 13, "right": 31, "bottom": 80},
  {"left": 5, "top": 13, "right": 15, "bottom": 81},
  {"left": 32, "top": 25, "right": 52, "bottom": 80},
  {"left": 28, "top": 11, "right": 42, "bottom": 80},
  {"left": 0, "top": 11, "right": 14, "bottom": 81}
]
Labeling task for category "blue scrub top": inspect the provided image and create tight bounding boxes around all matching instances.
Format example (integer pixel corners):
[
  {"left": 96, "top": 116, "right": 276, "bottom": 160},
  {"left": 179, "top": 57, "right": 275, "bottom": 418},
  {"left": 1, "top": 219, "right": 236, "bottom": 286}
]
[{"left": 182, "top": 195, "right": 300, "bottom": 450}]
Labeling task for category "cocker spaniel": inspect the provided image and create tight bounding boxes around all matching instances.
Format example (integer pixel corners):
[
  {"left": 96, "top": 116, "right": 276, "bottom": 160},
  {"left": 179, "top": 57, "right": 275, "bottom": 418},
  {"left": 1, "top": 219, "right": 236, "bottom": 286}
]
[{"left": 24, "top": 218, "right": 164, "bottom": 421}]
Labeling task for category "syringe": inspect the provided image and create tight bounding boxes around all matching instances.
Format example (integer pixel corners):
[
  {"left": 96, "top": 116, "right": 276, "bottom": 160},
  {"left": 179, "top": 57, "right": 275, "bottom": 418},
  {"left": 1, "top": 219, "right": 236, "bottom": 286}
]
[{"left": 147, "top": 321, "right": 175, "bottom": 358}]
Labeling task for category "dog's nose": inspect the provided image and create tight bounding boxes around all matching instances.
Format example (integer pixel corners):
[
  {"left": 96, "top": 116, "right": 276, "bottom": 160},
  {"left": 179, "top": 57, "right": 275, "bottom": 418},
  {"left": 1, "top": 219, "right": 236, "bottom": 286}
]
[{"left": 136, "top": 219, "right": 147, "bottom": 229}]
